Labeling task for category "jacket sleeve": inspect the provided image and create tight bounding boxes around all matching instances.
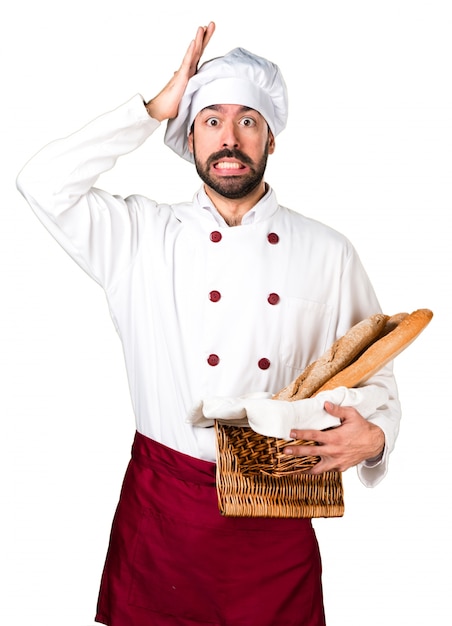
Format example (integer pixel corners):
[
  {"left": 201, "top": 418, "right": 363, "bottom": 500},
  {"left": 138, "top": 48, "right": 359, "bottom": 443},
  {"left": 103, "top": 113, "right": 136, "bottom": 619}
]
[
  {"left": 16, "top": 94, "right": 161, "bottom": 289},
  {"left": 335, "top": 243, "right": 402, "bottom": 488}
]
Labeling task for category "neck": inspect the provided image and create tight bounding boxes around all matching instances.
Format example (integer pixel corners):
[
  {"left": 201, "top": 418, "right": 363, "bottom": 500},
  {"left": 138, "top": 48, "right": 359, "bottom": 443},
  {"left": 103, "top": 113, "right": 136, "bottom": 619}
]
[{"left": 204, "top": 181, "right": 268, "bottom": 226}]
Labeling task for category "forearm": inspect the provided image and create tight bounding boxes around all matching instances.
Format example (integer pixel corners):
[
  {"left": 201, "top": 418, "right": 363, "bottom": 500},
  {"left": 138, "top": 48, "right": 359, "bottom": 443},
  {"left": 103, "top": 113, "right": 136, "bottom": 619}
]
[
  {"left": 357, "top": 363, "right": 401, "bottom": 487},
  {"left": 16, "top": 94, "right": 159, "bottom": 217},
  {"left": 16, "top": 95, "right": 160, "bottom": 287}
]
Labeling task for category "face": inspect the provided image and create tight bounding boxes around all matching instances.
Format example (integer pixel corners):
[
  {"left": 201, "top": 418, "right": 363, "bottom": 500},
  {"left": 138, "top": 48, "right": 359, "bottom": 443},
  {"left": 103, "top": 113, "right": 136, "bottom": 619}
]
[{"left": 188, "top": 104, "right": 275, "bottom": 200}]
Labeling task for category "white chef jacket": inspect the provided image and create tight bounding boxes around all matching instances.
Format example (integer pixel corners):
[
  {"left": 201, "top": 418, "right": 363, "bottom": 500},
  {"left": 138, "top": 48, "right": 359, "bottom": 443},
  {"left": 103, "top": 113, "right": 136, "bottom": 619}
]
[{"left": 17, "top": 94, "right": 401, "bottom": 486}]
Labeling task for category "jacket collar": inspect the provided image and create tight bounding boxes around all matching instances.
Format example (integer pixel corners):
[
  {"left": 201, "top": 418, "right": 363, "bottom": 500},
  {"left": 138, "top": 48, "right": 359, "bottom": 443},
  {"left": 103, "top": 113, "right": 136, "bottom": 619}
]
[{"left": 193, "top": 184, "right": 279, "bottom": 226}]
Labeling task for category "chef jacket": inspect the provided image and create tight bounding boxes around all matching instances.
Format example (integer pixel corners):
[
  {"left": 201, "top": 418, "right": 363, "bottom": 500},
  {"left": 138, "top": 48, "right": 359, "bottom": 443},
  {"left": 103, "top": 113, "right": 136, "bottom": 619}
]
[{"left": 17, "top": 94, "right": 401, "bottom": 487}]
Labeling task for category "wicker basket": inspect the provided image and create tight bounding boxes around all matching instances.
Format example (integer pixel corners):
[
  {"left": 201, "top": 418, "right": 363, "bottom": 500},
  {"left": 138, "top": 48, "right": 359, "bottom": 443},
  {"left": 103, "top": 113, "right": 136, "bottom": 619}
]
[
  {"left": 213, "top": 309, "right": 433, "bottom": 519},
  {"left": 217, "top": 423, "right": 321, "bottom": 477},
  {"left": 215, "top": 421, "right": 344, "bottom": 518}
]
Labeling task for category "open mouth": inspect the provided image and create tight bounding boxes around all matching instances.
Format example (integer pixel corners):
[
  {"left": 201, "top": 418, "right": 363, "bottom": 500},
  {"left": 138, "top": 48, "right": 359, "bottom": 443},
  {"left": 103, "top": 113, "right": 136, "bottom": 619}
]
[{"left": 213, "top": 160, "right": 247, "bottom": 174}]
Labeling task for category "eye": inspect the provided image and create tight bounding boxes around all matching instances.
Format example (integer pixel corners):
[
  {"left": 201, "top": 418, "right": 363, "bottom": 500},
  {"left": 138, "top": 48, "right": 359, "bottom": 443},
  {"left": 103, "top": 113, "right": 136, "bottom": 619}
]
[
  {"left": 240, "top": 117, "right": 256, "bottom": 127},
  {"left": 206, "top": 117, "right": 220, "bottom": 127}
]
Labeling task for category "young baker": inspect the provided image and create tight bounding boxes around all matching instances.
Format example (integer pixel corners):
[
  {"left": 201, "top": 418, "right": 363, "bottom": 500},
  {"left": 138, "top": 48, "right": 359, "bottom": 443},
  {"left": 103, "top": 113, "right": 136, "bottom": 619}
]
[{"left": 17, "top": 22, "right": 400, "bottom": 626}]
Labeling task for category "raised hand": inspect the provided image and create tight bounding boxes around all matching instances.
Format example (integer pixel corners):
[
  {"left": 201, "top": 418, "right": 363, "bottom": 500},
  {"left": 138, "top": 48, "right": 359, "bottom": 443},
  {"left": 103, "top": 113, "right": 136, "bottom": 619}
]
[{"left": 146, "top": 22, "right": 216, "bottom": 122}]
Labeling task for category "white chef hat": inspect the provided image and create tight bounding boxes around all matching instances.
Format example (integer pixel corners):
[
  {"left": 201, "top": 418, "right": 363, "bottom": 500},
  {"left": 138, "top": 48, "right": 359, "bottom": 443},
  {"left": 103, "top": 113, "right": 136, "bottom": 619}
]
[{"left": 164, "top": 47, "right": 288, "bottom": 162}]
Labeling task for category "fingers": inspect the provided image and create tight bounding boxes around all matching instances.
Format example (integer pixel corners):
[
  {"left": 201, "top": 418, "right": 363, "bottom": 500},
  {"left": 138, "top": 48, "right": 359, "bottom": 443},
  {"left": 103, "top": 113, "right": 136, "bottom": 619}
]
[
  {"left": 282, "top": 402, "right": 384, "bottom": 473},
  {"left": 181, "top": 22, "right": 216, "bottom": 77},
  {"left": 200, "top": 21, "right": 216, "bottom": 54},
  {"left": 283, "top": 441, "right": 322, "bottom": 456},
  {"left": 284, "top": 403, "right": 356, "bottom": 454},
  {"left": 282, "top": 436, "right": 338, "bottom": 473},
  {"left": 148, "top": 22, "right": 215, "bottom": 122},
  {"left": 283, "top": 429, "right": 322, "bottom": 457},
  {"left": 323, "top": 400, "right": 345, "bottom": 418}
]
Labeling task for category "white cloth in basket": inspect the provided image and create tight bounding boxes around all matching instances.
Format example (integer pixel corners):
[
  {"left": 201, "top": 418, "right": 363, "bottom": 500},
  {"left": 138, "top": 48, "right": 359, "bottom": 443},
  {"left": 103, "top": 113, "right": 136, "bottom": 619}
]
[{"left": 187, "top": 385, "right": 389, "bottom": 439}]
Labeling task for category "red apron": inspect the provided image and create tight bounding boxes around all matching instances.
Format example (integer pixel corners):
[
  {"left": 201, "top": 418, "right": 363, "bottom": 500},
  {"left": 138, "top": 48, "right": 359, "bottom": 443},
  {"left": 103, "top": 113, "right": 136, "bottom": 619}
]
[{"left": 95, "top": 431, "right": 326, "bottom": 626}]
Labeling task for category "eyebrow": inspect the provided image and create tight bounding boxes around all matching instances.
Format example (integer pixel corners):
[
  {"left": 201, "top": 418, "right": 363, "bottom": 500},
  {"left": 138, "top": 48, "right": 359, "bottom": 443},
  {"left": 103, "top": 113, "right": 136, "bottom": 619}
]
[{"left": 200, "top": 104, "right": 254, "bottom": 114}]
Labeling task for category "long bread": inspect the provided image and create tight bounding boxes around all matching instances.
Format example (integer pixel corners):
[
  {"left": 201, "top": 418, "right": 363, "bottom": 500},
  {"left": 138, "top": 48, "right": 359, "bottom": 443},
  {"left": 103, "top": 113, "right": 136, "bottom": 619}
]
[
  {"left": 312, "top": 309, "right": 433, "bottom": 395},
  {"left": 273, "top": 313, "right": 388, "bottom": 400},
  {"left": 274, "top": 309, "right": 433, "bottom": 400}
]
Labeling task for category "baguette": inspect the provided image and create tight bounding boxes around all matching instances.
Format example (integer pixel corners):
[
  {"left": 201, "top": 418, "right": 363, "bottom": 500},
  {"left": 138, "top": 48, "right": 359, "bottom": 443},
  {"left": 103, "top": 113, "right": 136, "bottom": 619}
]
[
  {"left": 312, "top": 308, "right": 433, "bottom": 395},
  {"left": 273, "top": 313, "right": 388, "bottom": 401},
  {"left": 380, "top": 312, "right": 409, "bottom": 337}
]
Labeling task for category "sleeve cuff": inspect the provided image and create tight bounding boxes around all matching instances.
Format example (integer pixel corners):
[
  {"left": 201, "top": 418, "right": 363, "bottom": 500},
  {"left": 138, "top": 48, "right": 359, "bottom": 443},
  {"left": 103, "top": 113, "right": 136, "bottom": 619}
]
[
  {"left": 363, "top": 446, "right": 385, "bottom": 468},
  {"left": 357, "top": 437, "right": 390, "bottom": 487}
]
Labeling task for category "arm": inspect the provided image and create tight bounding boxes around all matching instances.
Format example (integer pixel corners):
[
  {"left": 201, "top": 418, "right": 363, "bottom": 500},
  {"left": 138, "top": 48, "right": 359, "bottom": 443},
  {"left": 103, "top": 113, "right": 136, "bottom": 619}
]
[
  {"left": 16, "top": 97, "right": 159, "bottom": 288},
  {"left": 284, "top": 366, "right": 400, "bottom": 487},
  {"left": 16, "top": 23, "right": 215, "bottom": 288},
  {"left": 284, "top": 248, "right": 401, "bottom": 487}
]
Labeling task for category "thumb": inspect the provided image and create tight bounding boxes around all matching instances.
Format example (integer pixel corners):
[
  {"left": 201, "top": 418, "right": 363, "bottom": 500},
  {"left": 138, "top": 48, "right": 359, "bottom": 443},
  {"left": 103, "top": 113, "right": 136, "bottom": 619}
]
[{"left": 324, "top": 401, "right": 346, "bottom": 421}]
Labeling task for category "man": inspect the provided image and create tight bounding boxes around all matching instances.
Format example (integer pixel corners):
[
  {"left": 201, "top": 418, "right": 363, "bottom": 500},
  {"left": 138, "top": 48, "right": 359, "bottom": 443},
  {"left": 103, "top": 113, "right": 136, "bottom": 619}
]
[{"left": 17, "top": 22, "right": 400, "bottom": 626}]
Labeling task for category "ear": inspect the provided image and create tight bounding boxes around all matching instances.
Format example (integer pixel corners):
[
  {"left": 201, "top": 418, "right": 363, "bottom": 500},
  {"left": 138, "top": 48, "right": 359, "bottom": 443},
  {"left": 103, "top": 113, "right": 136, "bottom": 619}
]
[
  {"left": 267, "top": 130, "right": 275, "bottom": 155},
  {"left": 188, "top": 130, "right": 194, "bottom": 154}
]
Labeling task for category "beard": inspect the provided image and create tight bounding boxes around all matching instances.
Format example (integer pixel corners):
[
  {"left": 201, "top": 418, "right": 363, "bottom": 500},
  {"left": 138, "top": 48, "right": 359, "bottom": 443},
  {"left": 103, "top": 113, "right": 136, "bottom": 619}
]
[{"left": 192, "top": 143, "right": 270, "bottom": 200}]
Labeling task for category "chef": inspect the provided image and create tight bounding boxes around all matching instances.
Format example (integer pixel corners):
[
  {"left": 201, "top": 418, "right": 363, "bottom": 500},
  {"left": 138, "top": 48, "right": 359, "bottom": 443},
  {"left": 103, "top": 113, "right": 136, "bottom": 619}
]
[{"left": 17, "top": 22, "right": 401, "bottom": 626}]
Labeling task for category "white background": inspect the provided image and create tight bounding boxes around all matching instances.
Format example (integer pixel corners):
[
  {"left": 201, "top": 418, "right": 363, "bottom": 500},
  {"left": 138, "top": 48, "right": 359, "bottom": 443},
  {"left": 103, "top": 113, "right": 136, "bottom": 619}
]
[{"left": 1, "top": 1, "right": 451, "bottom": 624}]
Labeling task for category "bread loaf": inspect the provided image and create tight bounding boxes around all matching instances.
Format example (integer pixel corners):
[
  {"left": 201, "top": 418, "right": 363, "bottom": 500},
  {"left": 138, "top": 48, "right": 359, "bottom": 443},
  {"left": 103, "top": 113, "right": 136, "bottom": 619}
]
[
  {"left": 380, "top": 312, "right": 409, "bottom": 337},
  {"left": 312, "top": 308, "right": 433, "bottom": 395},
  {"left": 273, "top": 313, "right": 388, "bottom": 401}
]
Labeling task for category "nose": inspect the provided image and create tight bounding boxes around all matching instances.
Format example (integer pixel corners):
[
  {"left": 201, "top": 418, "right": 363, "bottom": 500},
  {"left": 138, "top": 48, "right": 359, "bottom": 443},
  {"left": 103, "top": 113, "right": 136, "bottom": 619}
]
[{"left": 220, "top": 120, "right": 240, "bottom": 148}]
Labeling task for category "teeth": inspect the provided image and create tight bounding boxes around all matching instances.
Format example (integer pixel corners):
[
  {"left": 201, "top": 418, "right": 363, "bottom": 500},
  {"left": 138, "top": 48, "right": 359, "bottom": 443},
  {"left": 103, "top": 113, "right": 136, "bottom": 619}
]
[{"left": 216, "top": 162, "right": 241, "bottom": 169}]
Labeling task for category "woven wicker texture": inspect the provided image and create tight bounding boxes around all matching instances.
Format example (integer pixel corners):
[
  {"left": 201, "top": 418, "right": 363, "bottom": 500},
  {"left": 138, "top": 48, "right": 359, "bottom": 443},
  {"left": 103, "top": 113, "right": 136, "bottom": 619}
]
[
  {"left": 218, "top": 423, "right": 320, "bottom": 477},
  {"left": 215, "top": 421, "right": 344, "bottom": 518}
]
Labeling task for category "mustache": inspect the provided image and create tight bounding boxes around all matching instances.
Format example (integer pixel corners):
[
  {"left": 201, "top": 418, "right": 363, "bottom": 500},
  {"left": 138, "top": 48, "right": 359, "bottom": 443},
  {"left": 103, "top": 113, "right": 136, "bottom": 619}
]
[{"left": 206, "top": 148, "right": 254, "bottom": 168}]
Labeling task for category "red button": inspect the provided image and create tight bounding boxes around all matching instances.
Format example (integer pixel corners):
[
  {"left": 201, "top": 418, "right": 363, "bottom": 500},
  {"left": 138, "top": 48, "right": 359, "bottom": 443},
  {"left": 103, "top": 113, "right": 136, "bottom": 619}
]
[
  {"left": 207, "top": 354, "right": 220, "bottom": 366},
  {"left": 209, "top": 290, "right": 221, "bottom": 302},
  {"left": 267, "top": 293, "right": 280, "bottom": 305},
  {"left": 210, "top": 231, "right": 222, "bottom": 242},
  {"left": 258, "top": 358, "right": 271, "bottom": 370},
  {"left": 267, "top": 232, "right": 279, "bottom": 244}
]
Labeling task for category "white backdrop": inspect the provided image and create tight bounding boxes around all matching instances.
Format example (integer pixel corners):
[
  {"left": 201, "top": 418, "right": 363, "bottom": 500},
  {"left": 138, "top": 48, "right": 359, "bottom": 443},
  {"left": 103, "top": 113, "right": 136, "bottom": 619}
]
[{"left": 1, "top": 1, "right": 451, "bottom": 624}]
